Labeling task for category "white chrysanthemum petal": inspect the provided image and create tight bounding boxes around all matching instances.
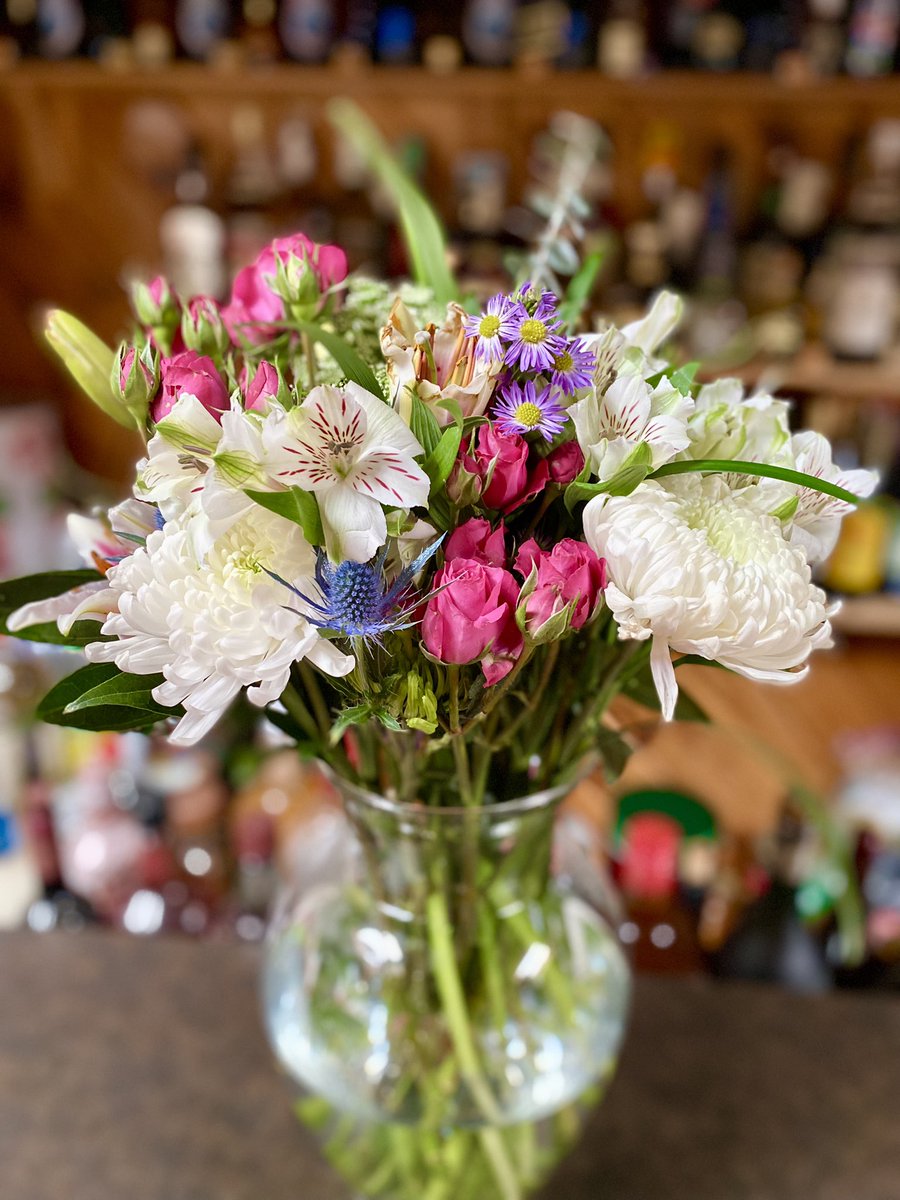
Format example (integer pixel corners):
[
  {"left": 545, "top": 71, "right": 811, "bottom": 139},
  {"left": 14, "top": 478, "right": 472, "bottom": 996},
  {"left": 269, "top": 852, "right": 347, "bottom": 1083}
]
[
  {"left": 583, "top": 477, "right": 834, "bottom": 718},
  {"left": 85, "top": 508, "right": 354, "bottom": 745}
]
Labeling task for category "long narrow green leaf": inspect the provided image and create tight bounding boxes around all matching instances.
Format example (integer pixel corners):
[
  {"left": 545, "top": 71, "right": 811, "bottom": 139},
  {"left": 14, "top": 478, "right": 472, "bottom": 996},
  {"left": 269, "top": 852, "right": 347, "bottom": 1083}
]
[
  {"left": 327, "top": 99, "right": 457, "bottom": 305},
  {"left": 246, "top": 488, "right": 324, "bottom": 546},
  {"left": 294, "top": 319, "right": 383, "bottom": 397},
  {"left": 649, "top": 458, "right": 865, "bottom": 505},
  {"left": 45, "top": 310, "right": 137, "bottom": 430}
]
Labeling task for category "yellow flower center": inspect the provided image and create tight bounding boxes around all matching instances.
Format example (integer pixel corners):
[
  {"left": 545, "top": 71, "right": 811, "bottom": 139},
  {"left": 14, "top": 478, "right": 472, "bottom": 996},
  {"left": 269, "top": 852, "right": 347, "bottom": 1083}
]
[
  {"left": 478, "top": 314, "right": 501, "bottom": 338},
  {"left": 514, "top": 402, "right": 544, "bottom": 428},
  {"left": 520, "top": 318, "right": 548, "bottom": 345},
  {"left": 554, "top": 350, "right": 574, "bottom": 373}
]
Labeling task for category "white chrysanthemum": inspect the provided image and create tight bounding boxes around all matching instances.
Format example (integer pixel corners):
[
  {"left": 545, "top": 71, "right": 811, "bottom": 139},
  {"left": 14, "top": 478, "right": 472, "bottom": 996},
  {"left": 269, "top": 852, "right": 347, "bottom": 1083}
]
[
  {"left": 570, "top": 373, "right": 694, "bottom": 482},
  {"left": 86, "top": 507, "right": 354, "bottom": 745},
  {"left": 582, "top": 477, "right": 835, "bottom": 719}
]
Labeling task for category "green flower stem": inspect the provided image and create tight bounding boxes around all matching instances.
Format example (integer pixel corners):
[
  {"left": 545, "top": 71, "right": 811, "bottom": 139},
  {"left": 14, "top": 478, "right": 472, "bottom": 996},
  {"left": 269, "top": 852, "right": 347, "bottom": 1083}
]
[
  {"left": 458, "top": 645, "right": 536, "bottom": 737},
  {"left": 478, "top": 1128, "right": 523, "bottom": 1200},
  {"left": 426, "top": 891, "right": 502, "bottom": 1124},
  {"left": 649, "top": 458, "right": 864, "bottom": 505},
  {"left": 491, "top": 641, "right": 561, "bottom": 753},
  {"left": 280, "top": 681, "right": 321, "bottom": 743}
]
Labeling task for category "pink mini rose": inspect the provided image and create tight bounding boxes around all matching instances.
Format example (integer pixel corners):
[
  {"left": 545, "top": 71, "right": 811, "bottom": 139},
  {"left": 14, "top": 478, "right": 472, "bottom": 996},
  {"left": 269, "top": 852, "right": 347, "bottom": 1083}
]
[
  {"left": 244, "top": 361, "right": 279, "bottom": 412},
  {"left": 445, "top": 518, "right": 507, "bottom": 568},
  {"left": 422, "top": 557, "right": 523, "bottom": 685},
  {"left": 471, "top": 425, "right": 530, "bottom": 511},
  {"left": 223, "top": 233, "right": 348, "bottom": 346},
  {"left": 515, "top": 538, "right": 606, "bottom": 635},
  {"left": 152, "top": 350, "right": 229, "bottom": 424},
  {"left": 547, "top": 441, "right": 585, "bottom": 484}
]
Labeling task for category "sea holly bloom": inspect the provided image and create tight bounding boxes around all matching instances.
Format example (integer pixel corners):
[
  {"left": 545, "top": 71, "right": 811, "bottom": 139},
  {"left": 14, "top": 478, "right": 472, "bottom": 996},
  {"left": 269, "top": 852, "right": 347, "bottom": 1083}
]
[
  {"left": 267, "top": 382, "right": 430, "bottom": 563},
  {"left": 550, "top": 338, "right": 595, "bottom": 395},
  {"left": 505, "top": 296, "right": 565, "bottom": 373},
  {"left": 493, "top": 380, "right": 568, "bottom": 443},
  {"left": 570, "top": 372, "right": 694, "bottom": 483},
  {"left": 422, "top": 558, "right": 523, "bottom": 685},
  {"left": 582, "top": 476, "right": 835, "bottom": 721},
  {"left": 86, "top": 506, "right": 354, "bottom": 746},
  {"left": 271, "top": 537, "right": 443, "bottom": 642},
  {"left": 463, "top": 294, "right": 518, "bottom": 361},
  {"left": 152, "top": 350, "right": 230, "bottom": 425}
]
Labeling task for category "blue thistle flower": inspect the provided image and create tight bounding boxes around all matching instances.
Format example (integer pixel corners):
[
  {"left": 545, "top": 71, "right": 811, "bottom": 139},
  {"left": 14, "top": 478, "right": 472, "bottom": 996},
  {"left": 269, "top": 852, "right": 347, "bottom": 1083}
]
[{"left": 268, "top": 537, "right": 444, "bottom": 642}]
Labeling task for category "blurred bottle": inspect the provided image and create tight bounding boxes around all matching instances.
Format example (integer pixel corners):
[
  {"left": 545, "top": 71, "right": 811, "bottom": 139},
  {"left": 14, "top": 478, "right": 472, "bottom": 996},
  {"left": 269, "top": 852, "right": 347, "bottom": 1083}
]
[
  {"left": 716, "top": 810, "right": 833, "bottom": 992},
  {"left": 373, "top": 1, "right": 416, "bottom": 62},
  {"left": 235, "top": 0, "right": 280, "bottom": 61},
  {"left": 597, "top": 0, "right": 647, "bottom": 76},
  {"left": 160, "top": 141, "right": 228, "bottom": 300},
  {"left": 81, "top": 0, "right": 130, "bottom": 57},
  {"left": 462, "top": 0, "right": 516, "bottom": 65},
  {"left": 802, "top": 0, "right": 849, "bottom": 74},
  {"left": 0, "top": 810, "right": 42, "bottom": 930},
  {"left": 35, "top": 0, "right": 84, "bottom": 55},
  {"left": 4, "top": 0, "right": 40, "bottom": 56},
  {"left": 689, "top": 1, "right": 745, "bottom": 69},
  {"left": 174, "top": 0, "right": 232, "bottom": 57},
  {"left": 278, "top": 0, "right": 335, "bottom": 60},
  {"left": 618, "top": 812, "right": 706, "bottom": 973},
  {"left": 128, "top": 0, "right": 176, "bottom": 64},
  {"left": 845, "top": 0, "right": 900, "bottom": 74}
]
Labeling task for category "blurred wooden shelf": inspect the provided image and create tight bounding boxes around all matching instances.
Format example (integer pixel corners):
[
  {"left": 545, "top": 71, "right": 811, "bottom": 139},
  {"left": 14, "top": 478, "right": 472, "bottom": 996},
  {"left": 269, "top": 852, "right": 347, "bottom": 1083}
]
[
  {"left": 709, "top": 343, "right": 900, "bottom": 405},
  {"left": 832, "top": 592, "right": 900, "bottom": 637}
]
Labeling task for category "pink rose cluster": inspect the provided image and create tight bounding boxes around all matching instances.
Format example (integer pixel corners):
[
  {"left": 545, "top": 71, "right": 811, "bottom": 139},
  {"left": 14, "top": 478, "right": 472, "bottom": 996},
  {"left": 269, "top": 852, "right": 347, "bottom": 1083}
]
[
  {"left": 449, "top": 426, "right": 585, "bottom": 513},
  {"left": 222, "top": 232, "right": 348, "bottom": 345},
  {"left": 422, "top": 518, "right": 605, "bottom": 686}
]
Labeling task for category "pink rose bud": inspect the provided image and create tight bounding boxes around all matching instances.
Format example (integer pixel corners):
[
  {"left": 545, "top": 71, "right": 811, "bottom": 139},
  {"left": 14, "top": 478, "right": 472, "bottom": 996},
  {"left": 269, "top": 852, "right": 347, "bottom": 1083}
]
[
  {"left": 519, "top": 539, "right": 607, "bottom": 639},
  {"left": 547, "top": 441, "right": 585, "bottom": 485},
  {"left": 422, "top": 558, "right": 524, "bottom": 686},
  {"left": 152, "top": 350, "right": 230, "bottom": 424},
  {"left": 445, "top": 518, "right": 507, "bottom": 568},
  {"left": 181, "top": 296, "right": 229, "bottom": 358},
  {"left": 473, "top": 425, "right": 530, "bottom": 511},
  {"left": 114, "top": 342, "right": 158, "bottom": 413},
  {"left": 446, "top": 453, "right": 483, "bottom": 507},
  {"left": 244, "top": 361, "right": 280, "bottom": 412}
]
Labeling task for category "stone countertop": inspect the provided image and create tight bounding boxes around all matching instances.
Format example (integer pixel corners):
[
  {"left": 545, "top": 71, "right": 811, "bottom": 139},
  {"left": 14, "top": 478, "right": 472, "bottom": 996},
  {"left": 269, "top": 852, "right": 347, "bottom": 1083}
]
[{"left": 1, "top": 930, "right": 898, "bottom": 1200}]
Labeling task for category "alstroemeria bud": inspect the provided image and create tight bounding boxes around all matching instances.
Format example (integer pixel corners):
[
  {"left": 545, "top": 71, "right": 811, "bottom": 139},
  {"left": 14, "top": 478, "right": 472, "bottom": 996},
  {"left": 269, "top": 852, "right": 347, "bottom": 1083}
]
[{"left": 181, "top": 296, "right": 230, "bottom": 359}]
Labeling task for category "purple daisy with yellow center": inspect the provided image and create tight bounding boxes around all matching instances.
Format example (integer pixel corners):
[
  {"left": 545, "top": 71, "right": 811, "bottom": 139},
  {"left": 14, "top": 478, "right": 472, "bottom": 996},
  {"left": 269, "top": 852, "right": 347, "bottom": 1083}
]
[
  {"left": 463, "top": 294, "right": 519, "bottom": 361},
  {"left": 550, "top": 338, "right": 596, "bottom": 395},
  {"left": 504, "top": 296, "right": 565, "bottom": 373},
  {"left": 493, "top": 380, "right": 568, "bottom": 442}
]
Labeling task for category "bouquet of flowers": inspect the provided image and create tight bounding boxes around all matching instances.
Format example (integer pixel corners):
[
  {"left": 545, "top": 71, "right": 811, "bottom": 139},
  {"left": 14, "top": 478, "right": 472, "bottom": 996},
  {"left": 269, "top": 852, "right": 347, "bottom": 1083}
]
[{"left": 0, "top": 106, "right": 876, "bottom": 1200}]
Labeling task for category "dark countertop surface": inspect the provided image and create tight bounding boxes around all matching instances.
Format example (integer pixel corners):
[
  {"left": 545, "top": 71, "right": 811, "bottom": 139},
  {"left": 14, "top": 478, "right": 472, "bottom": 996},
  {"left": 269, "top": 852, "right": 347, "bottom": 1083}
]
[{"left": 1, "top": 930, "right": 898, "bottom": 1200}]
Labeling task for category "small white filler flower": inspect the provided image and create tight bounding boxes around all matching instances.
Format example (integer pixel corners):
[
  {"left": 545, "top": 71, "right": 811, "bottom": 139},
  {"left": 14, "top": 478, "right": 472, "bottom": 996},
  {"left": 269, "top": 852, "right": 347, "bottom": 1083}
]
[{"left": 582, "top": 476, "right": 836, "bottom": 719}]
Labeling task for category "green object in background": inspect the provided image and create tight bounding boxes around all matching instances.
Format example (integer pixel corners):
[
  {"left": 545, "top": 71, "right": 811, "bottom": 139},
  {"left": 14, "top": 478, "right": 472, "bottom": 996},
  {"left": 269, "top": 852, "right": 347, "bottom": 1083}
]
[{"left": 615, "top": 788, "right": 717, "bottom": 845}]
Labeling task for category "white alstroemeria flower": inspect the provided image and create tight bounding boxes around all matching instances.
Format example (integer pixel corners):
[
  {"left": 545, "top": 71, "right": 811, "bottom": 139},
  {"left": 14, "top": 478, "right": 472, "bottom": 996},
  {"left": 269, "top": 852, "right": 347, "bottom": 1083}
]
[
  {"left": 263, "top": 382, "right": 430, "bottom": 563},
  {"left": 583, "top": 477, "right": 834, "bottom": 720},
  {"left": 570, "top": 373, "right": 694, "bottom": 482},
  {"left": 134, "top": 394, "right": 225, "bottom": 520},
  {"left": 785, "top": 431, "right": 879, "bottom": 563},
  {"left": 86, "top": 506, "right": 354, "bottom": 746},
  {"left": 687, "top": 379, "right": 793, "bottom": 466},
  {"left": 584, "top": 291, "right": 684, "bottom": 394}
]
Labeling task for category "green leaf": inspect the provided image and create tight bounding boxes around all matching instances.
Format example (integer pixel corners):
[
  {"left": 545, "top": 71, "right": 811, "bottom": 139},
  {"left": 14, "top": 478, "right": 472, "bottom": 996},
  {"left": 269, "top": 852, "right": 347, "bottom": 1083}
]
[
  {"left": 558, "top": 249, "right": 604, "bottom": 327},
  {"left": 246, "top": 488, "right": 324, "bottom": 546},
  {"left": 649, "top": 458, "right": 866, "bottom": 505},
  {"left": 564, "top": 444, "right": 652, "bottom": 512},
  {"left": 595, "top": 725, "right": 633, "bottom": 783},
  {"left": 37, "top": 664, "right": 172, "bottom": 732},
  {"left": 293, "top": 319, "right": 383, "bottom": 398},
  {"left": 670, "top": 361, "right": 700, "bottom": 396},
  {"left": 423, "top": 424, "right": 462, "bottom": 493},
  {"left": 45, "top": 310, "right": 137, "bottom": 430},
  {"left": 328, "top": 99, "right": 457, "bottom": 305},
  {"left": 428, "top": 492, "right": 454, "bottom": 532},
  {"left": 0, "top": 570, "right": 103, "bottom": 636},
  {"left": 330, "top": 704, "right": 375, "bottom": 745},
  {"left": 63, "top": 670, "right": 178, "bottom": 716},
  {"left": 408, "top": 396, "right": 442, "bottom": 456}
]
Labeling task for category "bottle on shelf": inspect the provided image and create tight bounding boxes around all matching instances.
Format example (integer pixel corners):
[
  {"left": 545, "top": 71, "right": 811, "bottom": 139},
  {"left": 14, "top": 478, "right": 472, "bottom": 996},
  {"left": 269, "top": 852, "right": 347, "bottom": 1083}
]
[
  {"left": 597, "top": 0, "right": 647, "bottom": 77},
  {"left": 802, "top": 0, "right": 849, "bottom": 76},
  {"left": 845, "top": 0, "right": 900, "bottom": 75},
  {"left": 373, "top": 1, "right": 416, "bottom": 63},
  {"left": 35, "top": 0, "right": 85, "bottom": 56},
  {"left": 174, "top": 0, "right": 232, "bottom": 58},
  {"left": 278, "top": 0, "right": 335, "bottom": 62},
  {"left": 461, "top": 0, "right": 515, "bottom": 66}
]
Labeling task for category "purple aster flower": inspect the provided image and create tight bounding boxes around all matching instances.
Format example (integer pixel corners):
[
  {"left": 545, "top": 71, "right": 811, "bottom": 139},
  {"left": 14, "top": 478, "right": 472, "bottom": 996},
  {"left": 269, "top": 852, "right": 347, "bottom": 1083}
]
[
  {"left": 550, "top": 338, "right": 596, "bottom": 395},
  {"left": 504, "top": 296, "right": 565, "bottom": 373},
  {"left": 493, "top": 380, "right": 568, "bottom": 442},
  {"left": 463, "top": 293, "right": 519, "bottom": 361}
]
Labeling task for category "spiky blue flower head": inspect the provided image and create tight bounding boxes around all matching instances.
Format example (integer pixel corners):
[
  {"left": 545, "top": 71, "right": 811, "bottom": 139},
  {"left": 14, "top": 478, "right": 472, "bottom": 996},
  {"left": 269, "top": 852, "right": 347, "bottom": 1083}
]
[{"left": 268, "top": 537, "right": 443, "bottom": 642}]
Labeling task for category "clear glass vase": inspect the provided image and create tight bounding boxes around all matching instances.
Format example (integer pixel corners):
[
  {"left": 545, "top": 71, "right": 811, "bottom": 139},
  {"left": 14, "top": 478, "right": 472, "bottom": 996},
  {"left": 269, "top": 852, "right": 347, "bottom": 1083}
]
[{"left": 262, "top": 769, "right": 631, "bottom": 1200}]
